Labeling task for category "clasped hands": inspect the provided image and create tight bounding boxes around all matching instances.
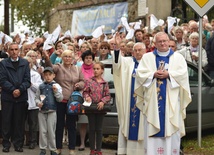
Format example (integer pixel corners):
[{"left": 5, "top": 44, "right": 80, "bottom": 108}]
[
  {"left": 154, "top": 69, "right": 169, "bottom": 79},
  {"left": 191, "top": 55, "right": 198, "bottom": 61},
  {"left": 13, "top": 89, "right": 20, "bottom": 98}
]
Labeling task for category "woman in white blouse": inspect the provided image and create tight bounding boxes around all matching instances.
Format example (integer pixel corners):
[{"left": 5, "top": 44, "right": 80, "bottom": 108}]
[{"left": 178, "top": 32, "right": 208, "bottom": 67}]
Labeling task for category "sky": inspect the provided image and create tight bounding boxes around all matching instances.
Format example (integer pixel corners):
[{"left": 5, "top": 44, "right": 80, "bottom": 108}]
[
  {"left": 0, "top": 1, "right": 29, "bottom": 34},
  {"left": 0, "top": 1, "right": 4, "bottom": 25}
]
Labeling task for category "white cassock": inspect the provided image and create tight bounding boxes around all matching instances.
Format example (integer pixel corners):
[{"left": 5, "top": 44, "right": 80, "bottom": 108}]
[
  {"left": 135, "top": 51, "right": 192, "bottom": 155},
  {"left": 112, "top": 51, "right": 144, "bottom": 155}
]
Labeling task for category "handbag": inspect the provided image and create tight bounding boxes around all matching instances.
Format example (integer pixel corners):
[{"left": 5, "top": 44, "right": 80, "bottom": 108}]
[
  {"left": 82, "top": 102, "right": 111, "bottom": 113},
  {"left": 81, "top": 84, "right": 111, "bottom": 113},
  {"left": 67, "top": 91, "right": 84, "bottom": 114}
]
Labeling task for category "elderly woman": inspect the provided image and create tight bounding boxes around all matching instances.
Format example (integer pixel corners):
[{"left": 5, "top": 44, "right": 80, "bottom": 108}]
[
  {"left": 80, "top": 42, "right": 91, "bottom": 54},
  {"left": 20, "top": 43, "right": 32, "bottom": 58},
  {"left": 26, "top": 50, "right": 43, "bottom": 74},
  {"left": 44, "top": 50, "right": 85, "bottom": 155},
  {"left": 173, "top": 26, "right": 186, "bottom": 50},
  {"left": 74, "top": 41, "right": 91, "bottom": 67},
  {"left": 24, "top": 56, "right": 42, "bottom": 149},
  {"left": 178, "top": 32, "right": 208, "bottom": 67},
  {"left": 125, "top": 41, "right": 134, "bottom": 56},
  {"left": 26, "top": 50, "right": 38, "bottom": 70},
  {"left": 98, "top": 41, "right": 112, "bottom": 61},
  {"left": 66, "top": 42, "right": 76, "bottom": 52}
]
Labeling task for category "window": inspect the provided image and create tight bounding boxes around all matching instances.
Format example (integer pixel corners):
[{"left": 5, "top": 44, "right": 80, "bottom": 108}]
[
  {"left": 188, "top": 65, "right": 206, "bottom": 87},
  {"left": 103, "top": 66, "right": 114, "bottom": 89}
]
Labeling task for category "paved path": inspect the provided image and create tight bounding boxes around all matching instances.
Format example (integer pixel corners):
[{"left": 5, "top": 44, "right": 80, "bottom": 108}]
[
  {"left": 0, "top": 144, "right": 117, "bottom": 155},
  {"left": 0, "top": 142, "right": 195, "bottom": 155}
]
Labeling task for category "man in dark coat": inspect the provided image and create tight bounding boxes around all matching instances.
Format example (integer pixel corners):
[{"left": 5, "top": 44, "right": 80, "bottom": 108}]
[{"left": 0, "top": 42, "right": 31, "bottom": 153}]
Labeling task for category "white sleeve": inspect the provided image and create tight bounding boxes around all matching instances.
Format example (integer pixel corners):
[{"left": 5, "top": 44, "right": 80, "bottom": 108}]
[
  {"left": 143, "top": 73, "right": 154, "bottom": 88},
  {"left": 169, "top": 74, "right": 179, "bottom": 88}
]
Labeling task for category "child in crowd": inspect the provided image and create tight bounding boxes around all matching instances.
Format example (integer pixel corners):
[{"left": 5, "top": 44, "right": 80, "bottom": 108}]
[
  {"left": 35, "top": 67, "right": 63, "bottom": 155},
  {"left": 83, "top": 62, "right": 111, "bottom": 155}
]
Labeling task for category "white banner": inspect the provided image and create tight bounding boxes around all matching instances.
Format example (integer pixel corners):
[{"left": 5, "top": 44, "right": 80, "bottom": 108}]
[{"left": 71, "top": 2, "right": 128, "bottom": 36}]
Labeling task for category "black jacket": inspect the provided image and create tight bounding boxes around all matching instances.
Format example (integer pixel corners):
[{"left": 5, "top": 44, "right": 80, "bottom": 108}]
[
  {"left": 206, "top": 33, "right": 214, "bottom": 71},
  {"left": 0, "top": 57, "right": 31, "bottom": 102},
  {"left": 0, "top": 51, "right": 8, "bottom": 58}
]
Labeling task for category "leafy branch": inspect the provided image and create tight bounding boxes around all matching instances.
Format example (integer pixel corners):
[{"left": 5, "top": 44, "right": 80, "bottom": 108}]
[{"left": 10, "top": 0, "right": 78, "bottom": 36}]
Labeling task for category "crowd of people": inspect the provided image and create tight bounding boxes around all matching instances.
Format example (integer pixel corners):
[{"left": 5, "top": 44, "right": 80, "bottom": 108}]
[{"left": 0, "top": 13, "right": 213, "bottom": 155}]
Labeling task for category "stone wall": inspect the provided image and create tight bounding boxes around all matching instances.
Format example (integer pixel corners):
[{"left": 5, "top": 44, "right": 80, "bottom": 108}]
[
  {"left": 48, "top": 0, "right": 171, "bottom": 33},
  {"left": 48, "top": 9, "right": 73, "bottom": 33},
  {"left": 147, "top": 0, "right": 171, "bottom": 22}
]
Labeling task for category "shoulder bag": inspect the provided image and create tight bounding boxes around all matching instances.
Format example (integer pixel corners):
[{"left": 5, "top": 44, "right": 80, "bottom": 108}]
[{"left": 82, "top": 84, "right": 111, "bottom": 113}]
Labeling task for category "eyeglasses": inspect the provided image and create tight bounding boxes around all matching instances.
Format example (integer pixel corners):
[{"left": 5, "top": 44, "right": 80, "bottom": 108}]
[
  {"left": 190, "top": 37, "right": 198, "bottom": 40},
  {"left": 10, "top": 48, "right": 18, "bottom": 51},
  {"left": 29, "top": 55, "right": 36, "bottom": 58},
  {"left": 100, "top": 47, "right": 108, "bottom": 50},
  {"left": 134, "top": 48, "right": 143, "bottom": 52},
  {"left": 81, "top": 46, "right": 88, "bottom": 48},
  {"left": 157, "top": 40, "right": 168, "bottom": 44},
  {"left": 63, "top": 56, "right": 73, "bottom": 59}
]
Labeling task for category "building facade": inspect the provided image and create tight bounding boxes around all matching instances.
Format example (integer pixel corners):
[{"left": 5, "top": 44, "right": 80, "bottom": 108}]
[{"left": 48, "top": 0, "right": 171, "bottom": 34}]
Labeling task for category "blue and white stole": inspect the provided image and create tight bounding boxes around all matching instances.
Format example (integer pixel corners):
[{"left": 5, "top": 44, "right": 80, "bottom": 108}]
[
  {"left": 153, "top": 49, "right": 174, "bottom": 137},
  {"left": 128, "top": 57, "right": 140, "bottom": 140}
]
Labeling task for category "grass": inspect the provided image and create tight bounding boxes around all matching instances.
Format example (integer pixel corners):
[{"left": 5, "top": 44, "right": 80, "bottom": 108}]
[
  {"left": 103, "top": 129, "right": 214, "bottom": 155},
  {"left": 183, "top": 138, "right": 214, "bottom": 155},
  {"left": 183, "top": 130, "right": 214, "bottom": 155}
]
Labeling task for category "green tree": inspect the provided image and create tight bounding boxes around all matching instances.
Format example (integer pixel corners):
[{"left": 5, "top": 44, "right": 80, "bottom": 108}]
[
  {"left": 10, "top": 0, "right": 78, "bottom": 36},
  {"left": 0, "top": 24, "right": 4, "bottom": 32}
]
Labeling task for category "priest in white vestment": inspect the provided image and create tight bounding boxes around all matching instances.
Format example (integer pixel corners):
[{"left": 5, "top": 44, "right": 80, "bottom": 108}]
[
  {"left": 135, "top": 32, "right": 192, "bottom": 155},
  {"left": 112, "top": 41, "right": 146, "bottom": 155}
]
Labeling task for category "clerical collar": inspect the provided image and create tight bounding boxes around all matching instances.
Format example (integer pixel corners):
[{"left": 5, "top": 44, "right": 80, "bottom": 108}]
[
  {"left": 10, "top": 57, "right": 19, "bottom": 62},
  {"left": 157, "top": 49, "right": 170, "bottom": 56},
  {"left": 133, "top": 57, "right": 139, "bottom": 63}
]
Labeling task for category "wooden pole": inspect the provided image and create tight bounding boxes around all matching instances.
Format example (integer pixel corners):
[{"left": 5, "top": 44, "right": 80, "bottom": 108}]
[{"left": 4, "top": 0, "right": 9, "bottom": 34}]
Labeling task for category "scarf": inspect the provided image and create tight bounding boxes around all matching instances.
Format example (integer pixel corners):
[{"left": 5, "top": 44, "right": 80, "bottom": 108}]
[
  {"left": 190, "top": 45, "right": 199, "bottom": 52},
  {"left": 81, "top": 63, "right": 94, "bottom": 80}
]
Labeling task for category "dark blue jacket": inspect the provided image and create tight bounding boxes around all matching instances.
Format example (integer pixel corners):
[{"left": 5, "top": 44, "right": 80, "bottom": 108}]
[{"left": 0, "top": 57, "right": 31, "bottom": 102}]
